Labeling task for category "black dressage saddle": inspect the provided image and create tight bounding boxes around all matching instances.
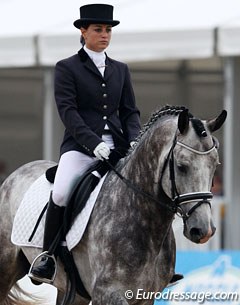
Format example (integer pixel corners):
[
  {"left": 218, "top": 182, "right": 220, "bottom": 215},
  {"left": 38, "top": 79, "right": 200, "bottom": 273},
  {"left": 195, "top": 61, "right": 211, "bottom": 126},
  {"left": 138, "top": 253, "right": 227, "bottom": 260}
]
[{"left": 45, "top": 148, "right": 127, "bottom": 234}]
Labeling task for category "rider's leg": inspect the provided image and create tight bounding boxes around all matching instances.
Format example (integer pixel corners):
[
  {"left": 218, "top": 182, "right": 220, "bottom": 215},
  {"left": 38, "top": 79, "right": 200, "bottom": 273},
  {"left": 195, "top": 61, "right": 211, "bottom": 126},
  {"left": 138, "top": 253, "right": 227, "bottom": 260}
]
[
  {"left": 29, "top": 193, "right": 65, "bottom": 283},
  {"left": 29, "top": 151, "right": 96, "bottom": 284}
]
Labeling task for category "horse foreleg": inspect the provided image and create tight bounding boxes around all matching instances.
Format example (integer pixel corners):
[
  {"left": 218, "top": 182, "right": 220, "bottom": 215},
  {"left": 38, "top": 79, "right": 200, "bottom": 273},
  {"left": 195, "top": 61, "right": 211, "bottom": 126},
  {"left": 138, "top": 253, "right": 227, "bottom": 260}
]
[
  {"left": 0, "top": 248, "right": 30, "bottom": 304},
  {"left": 166, "top": 226, "right": 176, "bottom": 278},
  {"left": 92, "top": 288, "right": 129, "bottom": 305},
  {"left": 56, "top": 290, "right": 90, "bottom": 305},
  {"left": 56, "top": 290, "right": 64, "bottom": 305},
  {"left": 157, "top": 226, "right": 176, "bottom": 288}
]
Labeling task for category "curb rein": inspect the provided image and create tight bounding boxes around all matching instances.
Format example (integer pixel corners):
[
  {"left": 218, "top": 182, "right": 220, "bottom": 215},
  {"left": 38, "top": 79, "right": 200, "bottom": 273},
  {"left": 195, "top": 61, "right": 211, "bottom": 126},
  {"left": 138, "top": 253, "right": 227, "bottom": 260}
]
[{"left": 106, "top": 133, "right": 216, "bottom": 222}]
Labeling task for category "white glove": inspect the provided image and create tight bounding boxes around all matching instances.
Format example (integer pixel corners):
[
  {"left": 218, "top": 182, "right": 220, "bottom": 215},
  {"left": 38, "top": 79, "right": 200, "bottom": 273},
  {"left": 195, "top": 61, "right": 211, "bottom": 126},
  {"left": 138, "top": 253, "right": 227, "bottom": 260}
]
[
  {"left": 130, "top": 141, "right": 137, "bottom": 148},
  {"left": 93, "top": 142, "right": 110, "bottom": 160}
]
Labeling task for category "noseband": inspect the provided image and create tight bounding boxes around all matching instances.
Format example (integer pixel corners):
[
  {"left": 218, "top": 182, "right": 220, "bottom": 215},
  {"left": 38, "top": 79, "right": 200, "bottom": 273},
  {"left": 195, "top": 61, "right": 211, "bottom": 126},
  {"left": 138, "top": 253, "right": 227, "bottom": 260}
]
[
  {"left": 107, "top": 134, "right": 217, "bottom": 221},
  {"left": 158, "top": 134, "right": 216, "bottom": 221}
]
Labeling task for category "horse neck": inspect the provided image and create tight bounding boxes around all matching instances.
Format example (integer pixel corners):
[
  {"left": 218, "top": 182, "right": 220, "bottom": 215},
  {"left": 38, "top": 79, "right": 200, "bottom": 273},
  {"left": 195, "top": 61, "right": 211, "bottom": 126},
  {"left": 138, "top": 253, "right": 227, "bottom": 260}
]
[
  {"left": 119, "top": 119, "right": 177, "bottom": 222},
  {"left": 123, "top": 118, "right": 177, "bottom": 195}
]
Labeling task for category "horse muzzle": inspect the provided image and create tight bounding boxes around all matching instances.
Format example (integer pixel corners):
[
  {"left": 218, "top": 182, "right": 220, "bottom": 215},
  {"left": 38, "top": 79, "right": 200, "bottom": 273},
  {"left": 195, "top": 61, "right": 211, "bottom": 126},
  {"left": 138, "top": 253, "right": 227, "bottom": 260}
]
[
  {"left": 176, "top": 192, "right": 215, "bottom": 244},
  {"left": 188, "top": 221, "right": 216, "bottom": 244}
]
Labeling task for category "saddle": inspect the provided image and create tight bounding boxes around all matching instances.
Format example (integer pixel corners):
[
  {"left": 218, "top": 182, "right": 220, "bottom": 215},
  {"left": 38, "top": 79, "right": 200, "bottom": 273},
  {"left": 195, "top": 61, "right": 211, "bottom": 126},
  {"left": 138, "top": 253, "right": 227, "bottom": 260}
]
[{"left": 46, "top": 148, "right": 126, "bottom": 234}]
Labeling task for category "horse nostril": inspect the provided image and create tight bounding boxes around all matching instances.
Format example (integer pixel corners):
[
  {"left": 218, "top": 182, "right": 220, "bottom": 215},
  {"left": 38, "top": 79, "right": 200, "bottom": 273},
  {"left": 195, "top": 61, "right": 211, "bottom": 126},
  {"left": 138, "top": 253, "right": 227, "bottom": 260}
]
[{"left": 190, "top": 227, "right": 202, "bottom": 238}]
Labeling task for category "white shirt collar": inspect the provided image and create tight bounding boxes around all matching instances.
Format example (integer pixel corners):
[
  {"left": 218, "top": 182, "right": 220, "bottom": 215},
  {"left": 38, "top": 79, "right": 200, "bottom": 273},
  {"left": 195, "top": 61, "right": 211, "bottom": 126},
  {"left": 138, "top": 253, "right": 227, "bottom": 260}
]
[{"left": 84, "top": 45, "right": 106, "bottom": 67}]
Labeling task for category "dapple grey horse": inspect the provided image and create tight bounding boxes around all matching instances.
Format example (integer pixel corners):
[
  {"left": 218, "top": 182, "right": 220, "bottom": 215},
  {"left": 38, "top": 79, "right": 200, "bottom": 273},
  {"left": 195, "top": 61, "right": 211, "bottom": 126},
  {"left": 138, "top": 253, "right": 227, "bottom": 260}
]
[{"left": 0, "top": 106, "right": 226, "bottom": 305}]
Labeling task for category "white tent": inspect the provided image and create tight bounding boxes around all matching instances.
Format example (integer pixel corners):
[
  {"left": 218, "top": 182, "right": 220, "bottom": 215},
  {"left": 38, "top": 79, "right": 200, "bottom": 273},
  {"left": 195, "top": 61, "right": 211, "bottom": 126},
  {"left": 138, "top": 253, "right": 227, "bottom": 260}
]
[
  {"left": 0, "top": 0, "right": 240, "bottom": 249},
  {"left": 1, "top": 0, "right": 240, "bottom": 67},
  {"left": 218, "top": 17, "right": 240, "bottom": 56}
]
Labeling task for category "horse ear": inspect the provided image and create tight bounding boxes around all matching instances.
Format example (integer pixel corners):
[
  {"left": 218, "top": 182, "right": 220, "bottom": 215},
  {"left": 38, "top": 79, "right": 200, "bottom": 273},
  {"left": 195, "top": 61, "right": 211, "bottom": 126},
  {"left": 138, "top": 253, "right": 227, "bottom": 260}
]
[
  {"left": 207, "top": 110, "right": 227, "bottom": 133},
  {"left": 178, "top": 109, "right": 189, "bottom": 134}
]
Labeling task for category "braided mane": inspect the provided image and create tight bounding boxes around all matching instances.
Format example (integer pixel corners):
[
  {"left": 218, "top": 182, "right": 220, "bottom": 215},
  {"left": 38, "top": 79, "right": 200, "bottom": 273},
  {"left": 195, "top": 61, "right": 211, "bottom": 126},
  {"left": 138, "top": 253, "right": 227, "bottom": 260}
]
[
  {"left": 142, "top": 105, "right": 188, "bottom": 134},
  {"left": 136, "top": 105, "right": 189, "bottom": 143},
  {"left": 135, "top": 105, "right": 207, "bottom": 144}
]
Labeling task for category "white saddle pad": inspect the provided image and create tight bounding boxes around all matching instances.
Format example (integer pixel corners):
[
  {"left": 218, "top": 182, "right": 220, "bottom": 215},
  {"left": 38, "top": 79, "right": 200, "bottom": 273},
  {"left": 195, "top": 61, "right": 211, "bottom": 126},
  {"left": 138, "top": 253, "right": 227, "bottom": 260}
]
[{"left": 11, "top": 173, "right": 106, "bottom": 251}]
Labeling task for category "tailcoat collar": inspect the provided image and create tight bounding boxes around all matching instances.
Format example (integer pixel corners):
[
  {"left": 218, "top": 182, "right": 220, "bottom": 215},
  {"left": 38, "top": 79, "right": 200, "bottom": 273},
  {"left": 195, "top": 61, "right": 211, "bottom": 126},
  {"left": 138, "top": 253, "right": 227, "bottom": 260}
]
[{"left": 78, "top": 48, "right": 114, "bottom": 80}]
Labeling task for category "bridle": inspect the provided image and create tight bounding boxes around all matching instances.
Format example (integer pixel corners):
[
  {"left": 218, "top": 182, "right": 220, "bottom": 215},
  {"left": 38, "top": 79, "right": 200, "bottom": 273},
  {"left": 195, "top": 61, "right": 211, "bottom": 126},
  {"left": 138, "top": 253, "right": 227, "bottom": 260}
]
[
  {"left": 158, "top": 133, "right": 216, "bottom": 221},
  {"left": 106, "top": 133, "right": 217, "bottom": 222}
]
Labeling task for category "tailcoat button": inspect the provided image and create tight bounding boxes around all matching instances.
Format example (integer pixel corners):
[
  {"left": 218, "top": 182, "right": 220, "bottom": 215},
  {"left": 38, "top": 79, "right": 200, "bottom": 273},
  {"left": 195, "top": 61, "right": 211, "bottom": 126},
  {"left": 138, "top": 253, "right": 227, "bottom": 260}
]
[
  {"left": 102, "top": 83, "right": 106, "bottom": 87},
  {"left": 103, "top": 105, "right": 107, "bottom": 109},
  {"left": 103, "top": 93, "right": 107, "bottom": 98},
  {"left": 103, "top": 116, "right": 107, "bottom": 120}
]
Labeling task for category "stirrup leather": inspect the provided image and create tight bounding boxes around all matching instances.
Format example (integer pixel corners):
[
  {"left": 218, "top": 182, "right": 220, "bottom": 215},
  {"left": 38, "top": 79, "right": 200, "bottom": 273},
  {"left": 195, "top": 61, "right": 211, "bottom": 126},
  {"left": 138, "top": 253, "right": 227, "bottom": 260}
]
[{"left": 28, "top": 251, "right": 57, "bottom": 284}]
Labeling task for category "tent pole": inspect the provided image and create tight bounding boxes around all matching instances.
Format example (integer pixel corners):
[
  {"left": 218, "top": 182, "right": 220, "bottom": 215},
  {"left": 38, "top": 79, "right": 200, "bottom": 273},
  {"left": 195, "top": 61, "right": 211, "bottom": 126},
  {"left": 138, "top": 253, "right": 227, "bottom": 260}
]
[
  {"left": 223, "top": 57, "right": 240, "bottom": 249},
  {"left": 43, "top": 68, "right": 54, "bottom": 161}
]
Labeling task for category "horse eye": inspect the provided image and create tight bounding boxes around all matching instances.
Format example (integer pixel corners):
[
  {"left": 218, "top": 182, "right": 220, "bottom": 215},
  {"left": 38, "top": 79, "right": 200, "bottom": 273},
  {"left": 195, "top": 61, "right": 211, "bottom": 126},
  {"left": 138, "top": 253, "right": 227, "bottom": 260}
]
[{"left": 177, "top": 164, "right": 188, "bottom": 174}]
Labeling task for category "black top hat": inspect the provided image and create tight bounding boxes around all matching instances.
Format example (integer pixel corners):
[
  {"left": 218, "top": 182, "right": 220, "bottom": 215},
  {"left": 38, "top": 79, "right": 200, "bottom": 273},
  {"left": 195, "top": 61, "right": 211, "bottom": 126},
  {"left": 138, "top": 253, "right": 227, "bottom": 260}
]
[{"left": 73, "top": 4, "right": 120, "bottom": 29}]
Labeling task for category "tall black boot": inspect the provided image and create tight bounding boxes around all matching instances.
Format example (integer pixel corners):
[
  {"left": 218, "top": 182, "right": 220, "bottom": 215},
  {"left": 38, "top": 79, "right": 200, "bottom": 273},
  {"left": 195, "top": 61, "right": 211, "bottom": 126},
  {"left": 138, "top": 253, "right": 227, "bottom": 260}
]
[{"left": 28, "top": 193, "right": 65, "bottom": 284}]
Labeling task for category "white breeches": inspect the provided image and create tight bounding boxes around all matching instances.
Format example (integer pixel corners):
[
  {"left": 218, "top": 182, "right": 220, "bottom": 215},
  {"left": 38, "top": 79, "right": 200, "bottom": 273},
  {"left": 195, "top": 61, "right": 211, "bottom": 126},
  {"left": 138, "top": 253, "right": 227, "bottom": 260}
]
[{"left": 52, "top": 135, "right": 114, "bottom": 207}]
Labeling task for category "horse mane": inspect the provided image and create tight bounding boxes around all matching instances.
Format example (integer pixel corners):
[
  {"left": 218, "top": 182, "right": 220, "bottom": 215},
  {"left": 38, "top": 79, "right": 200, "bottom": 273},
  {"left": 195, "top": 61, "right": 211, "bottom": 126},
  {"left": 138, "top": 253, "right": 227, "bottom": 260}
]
[{"left": 135, "top": 105, "right": 207, "bottom": 144}]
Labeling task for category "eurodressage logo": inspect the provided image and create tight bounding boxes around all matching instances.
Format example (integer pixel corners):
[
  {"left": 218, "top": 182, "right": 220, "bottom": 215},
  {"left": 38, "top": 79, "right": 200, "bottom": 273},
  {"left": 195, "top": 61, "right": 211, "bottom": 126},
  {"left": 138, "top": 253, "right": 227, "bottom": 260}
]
[{"left": 168, "top": 255, "right": 240, "bottom": 304}]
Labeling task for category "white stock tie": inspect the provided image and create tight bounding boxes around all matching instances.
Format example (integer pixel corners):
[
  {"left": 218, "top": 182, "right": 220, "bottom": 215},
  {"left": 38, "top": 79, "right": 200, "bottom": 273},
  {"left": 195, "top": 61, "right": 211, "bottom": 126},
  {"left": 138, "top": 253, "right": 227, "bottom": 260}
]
[{"left": 84, "top": 46, "right": 106, "bottom": 76}]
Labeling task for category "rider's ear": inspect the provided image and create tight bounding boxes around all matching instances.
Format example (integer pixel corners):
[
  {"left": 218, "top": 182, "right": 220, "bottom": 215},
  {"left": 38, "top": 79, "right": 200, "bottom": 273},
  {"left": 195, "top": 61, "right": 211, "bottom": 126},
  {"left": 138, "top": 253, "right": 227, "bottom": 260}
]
[
  {"left": 207, "top": 110, "right": 227, "bottom": 133},
  {"left": 178, "top": 109, "right": 189, "bottom": 134}
]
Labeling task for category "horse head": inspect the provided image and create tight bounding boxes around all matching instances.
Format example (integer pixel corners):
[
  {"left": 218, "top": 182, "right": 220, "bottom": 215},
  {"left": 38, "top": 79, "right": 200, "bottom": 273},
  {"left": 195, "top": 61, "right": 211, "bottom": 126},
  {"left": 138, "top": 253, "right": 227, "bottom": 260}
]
[{"left": 159, "top": 107, "right": 227, "bottom": 244}]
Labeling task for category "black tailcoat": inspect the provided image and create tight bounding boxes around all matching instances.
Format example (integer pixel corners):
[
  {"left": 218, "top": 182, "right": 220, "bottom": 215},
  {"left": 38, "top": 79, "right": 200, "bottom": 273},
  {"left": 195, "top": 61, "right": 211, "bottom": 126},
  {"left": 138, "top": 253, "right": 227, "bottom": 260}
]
[{"left": 54, "top": 48, "right": 141, "bottom": 156}]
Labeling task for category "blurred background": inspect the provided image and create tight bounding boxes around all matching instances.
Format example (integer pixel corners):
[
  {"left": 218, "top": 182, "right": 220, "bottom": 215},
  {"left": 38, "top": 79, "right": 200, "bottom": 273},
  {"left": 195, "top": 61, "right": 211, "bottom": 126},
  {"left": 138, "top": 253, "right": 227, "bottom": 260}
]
[{"left": 0, "top": 0, "right": 240, "bottom": 303}]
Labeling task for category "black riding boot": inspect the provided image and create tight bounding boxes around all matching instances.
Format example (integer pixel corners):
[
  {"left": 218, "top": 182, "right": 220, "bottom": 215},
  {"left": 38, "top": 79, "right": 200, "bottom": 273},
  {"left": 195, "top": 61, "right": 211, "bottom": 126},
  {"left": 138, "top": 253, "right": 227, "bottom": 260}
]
[{"left": 29, "top": 194, "right": 65, "bottom": 284}]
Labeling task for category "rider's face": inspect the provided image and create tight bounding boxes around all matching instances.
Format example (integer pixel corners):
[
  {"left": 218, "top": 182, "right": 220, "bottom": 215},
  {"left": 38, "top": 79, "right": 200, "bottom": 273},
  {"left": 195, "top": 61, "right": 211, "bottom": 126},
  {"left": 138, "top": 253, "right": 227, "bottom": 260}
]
[{"left": 81, "top": 24, "right": 112, "bottom": 52}]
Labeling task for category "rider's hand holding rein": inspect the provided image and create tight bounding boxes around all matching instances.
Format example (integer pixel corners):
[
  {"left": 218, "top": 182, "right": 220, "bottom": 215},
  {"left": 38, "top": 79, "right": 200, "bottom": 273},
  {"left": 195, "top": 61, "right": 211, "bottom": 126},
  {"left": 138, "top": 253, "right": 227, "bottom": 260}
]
[{"left": 93, "top": 142, "right": 110, "bottom": 160}]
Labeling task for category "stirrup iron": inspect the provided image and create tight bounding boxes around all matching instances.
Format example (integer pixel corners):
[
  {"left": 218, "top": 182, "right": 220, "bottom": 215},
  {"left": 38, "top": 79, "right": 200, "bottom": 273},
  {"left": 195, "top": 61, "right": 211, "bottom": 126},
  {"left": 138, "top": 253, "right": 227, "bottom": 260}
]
[{"left": 28, "top": 251, "right": 57, "bottom": 284}]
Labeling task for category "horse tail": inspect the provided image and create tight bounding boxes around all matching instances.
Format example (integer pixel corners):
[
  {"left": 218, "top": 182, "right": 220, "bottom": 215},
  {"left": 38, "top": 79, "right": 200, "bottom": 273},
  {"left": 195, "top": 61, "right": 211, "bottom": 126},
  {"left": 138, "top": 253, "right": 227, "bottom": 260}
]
[{"left": 4, "top": 282, "right": 43, "bottom": 305}]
